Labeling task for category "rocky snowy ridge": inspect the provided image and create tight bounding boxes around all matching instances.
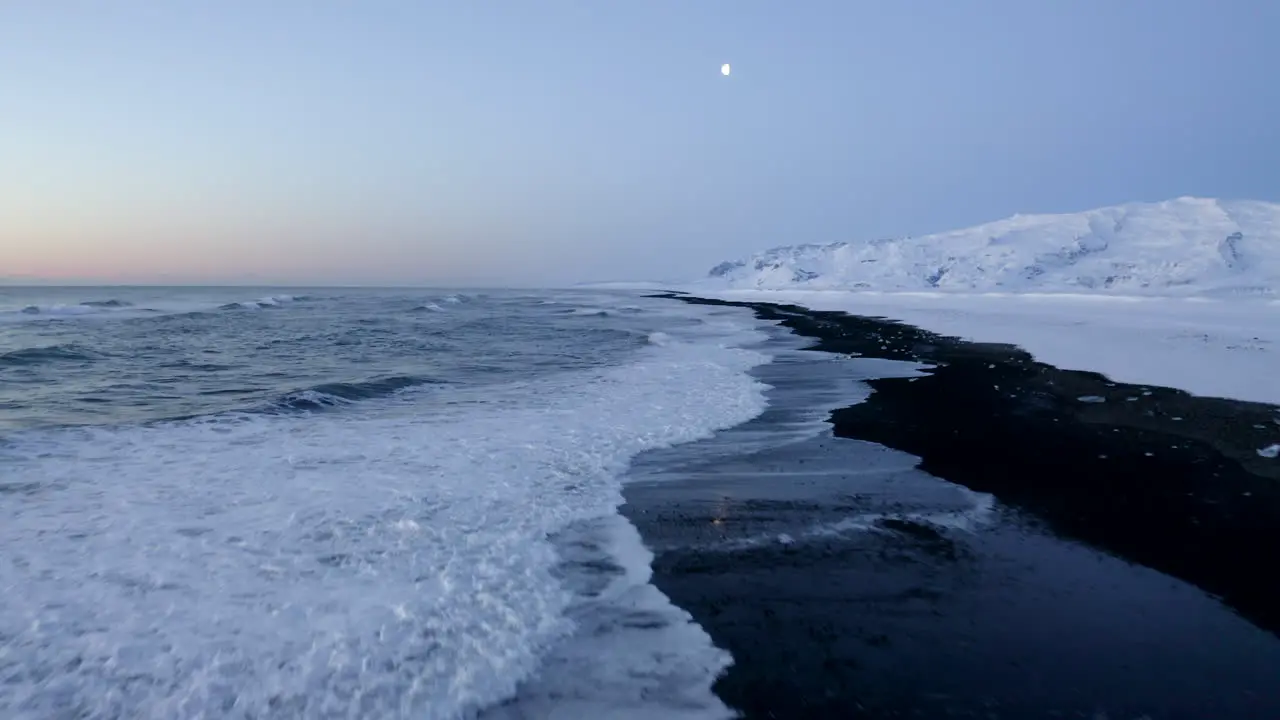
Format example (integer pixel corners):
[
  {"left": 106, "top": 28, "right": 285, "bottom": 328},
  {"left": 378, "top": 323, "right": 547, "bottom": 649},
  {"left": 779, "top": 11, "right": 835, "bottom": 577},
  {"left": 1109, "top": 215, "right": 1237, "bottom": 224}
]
[{"left": 703, "top": 197, "right": 1280, "bottom": 297}]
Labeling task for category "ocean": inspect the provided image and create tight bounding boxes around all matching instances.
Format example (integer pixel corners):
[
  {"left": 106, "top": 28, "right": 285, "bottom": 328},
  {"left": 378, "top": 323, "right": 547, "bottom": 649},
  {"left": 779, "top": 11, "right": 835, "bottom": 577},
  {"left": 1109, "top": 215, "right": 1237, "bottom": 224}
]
[
  {"left": 0, "top": 287, "right": 777, "bottom": 719},
  {"left": 9, "top": 288, "right": 1280, "bottom": 719}
]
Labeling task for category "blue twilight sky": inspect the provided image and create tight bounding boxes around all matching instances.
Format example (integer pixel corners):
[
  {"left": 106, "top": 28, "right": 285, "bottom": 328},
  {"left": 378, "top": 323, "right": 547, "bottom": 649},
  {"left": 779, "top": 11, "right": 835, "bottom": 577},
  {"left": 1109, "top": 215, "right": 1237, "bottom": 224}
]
[{"left": 2, "top": 1, "right": 1279, "bottom": 286}]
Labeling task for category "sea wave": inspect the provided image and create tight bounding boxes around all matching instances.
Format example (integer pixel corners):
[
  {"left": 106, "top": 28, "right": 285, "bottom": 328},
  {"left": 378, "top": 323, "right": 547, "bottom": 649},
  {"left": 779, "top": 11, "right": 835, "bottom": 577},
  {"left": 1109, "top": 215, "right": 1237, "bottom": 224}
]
[
  {"left": 219, "top": 295, "right": 298, "bottom": 311},
  {"left": 269, "top": 375, "right": 444, "bottom": 412},
  {"left": 2, "top": 293, "right": 307, "bottom": 323},
  {"left": 16, "top": 304, "right": 98, "bottom": 317},
  {"left": 0, "top": 344, "right": 103, "bottom": 367},
  {"left": 79, "top": 299, "right": 133, "bottom": 308},
  {"left": 0, "top": 302, "right": 770, "bottom": 719}
]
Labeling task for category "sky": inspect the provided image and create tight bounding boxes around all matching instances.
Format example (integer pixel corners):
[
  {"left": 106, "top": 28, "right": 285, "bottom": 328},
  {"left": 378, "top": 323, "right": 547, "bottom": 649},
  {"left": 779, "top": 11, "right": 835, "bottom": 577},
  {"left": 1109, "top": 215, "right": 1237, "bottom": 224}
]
[{"left": 3, "top": 1, "right": 1279, "bottom": 286}]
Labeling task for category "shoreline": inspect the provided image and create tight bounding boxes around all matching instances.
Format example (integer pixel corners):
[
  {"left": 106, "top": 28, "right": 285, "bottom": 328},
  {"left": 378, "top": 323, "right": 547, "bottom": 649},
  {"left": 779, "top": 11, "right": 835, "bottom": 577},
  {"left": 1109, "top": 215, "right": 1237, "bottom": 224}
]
[
  {"left": 672, "top": 293, "right": 1280, "bottom": 632},
  {"left": 621, "top": 294, "right": 1280, "bottom": 718}
]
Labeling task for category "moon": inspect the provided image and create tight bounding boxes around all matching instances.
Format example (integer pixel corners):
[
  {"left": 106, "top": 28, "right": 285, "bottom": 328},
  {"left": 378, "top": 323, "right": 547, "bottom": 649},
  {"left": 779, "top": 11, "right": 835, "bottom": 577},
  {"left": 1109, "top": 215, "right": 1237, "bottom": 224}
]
[{"left": 720, "top": 63, "right": 731, "bottom": 76}]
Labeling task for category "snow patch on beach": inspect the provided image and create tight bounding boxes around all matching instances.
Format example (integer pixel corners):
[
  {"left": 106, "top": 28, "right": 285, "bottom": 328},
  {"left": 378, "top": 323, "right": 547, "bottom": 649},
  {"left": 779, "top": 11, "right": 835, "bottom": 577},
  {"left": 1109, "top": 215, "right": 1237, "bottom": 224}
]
[{"left": 701, "top": 289, "right": 1280, "bottom": 405}]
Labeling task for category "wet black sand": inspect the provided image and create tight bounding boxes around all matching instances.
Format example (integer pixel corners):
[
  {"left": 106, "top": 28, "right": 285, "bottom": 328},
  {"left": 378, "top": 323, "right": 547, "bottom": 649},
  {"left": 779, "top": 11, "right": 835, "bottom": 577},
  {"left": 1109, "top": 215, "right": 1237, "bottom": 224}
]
[{"left": 621, "top": 295, "right": 1280, "bottom": 719}]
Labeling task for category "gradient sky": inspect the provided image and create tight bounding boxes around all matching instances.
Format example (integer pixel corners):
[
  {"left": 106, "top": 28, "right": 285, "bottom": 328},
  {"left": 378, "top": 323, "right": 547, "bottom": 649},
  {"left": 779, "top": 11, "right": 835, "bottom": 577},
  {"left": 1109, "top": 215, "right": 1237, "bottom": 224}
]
[{"left": 3, "top": 1, "right": 1279, "bottom": 286}]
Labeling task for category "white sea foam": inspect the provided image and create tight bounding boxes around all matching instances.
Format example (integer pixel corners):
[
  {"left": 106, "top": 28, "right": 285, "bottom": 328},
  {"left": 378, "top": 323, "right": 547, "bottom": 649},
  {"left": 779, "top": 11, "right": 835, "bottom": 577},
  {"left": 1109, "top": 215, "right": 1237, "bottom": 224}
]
[
  {"left": 234, "top": 295, "right": 297, "bottom": 309},
  {"left": 647, "top": 331, "right": 675, "bottom": 346},
  {"left": 484, "top": 515, "right": 734, "bottom": 719},
  {"left": 712, "top": 489, "right": 997, "bottom": 554},
  {"left": 0, "top": 301, "right": 769, "bottom": 719}
]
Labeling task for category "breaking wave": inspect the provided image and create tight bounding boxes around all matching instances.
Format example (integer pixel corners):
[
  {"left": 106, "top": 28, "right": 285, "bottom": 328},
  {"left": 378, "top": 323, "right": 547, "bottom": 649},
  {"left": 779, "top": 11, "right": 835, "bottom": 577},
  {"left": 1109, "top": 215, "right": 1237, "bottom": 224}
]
[
  {"left": 16, "top": 304, "right": 99, "bottom": 317},
  {"left": 269, "top": 375, "right": 445, "bottom": 412},
  {"left": 0, "top": 300, "right": 770, "bottom": 719},
  {"left": 219, "top": 295, "right": 297, "bottom": 311}
]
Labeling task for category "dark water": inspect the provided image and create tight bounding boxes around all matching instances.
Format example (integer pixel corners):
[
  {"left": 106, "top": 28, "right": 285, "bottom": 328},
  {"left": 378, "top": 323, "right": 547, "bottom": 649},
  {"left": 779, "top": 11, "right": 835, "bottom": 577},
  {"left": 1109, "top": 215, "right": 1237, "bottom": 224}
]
[
  {"left": 0, "top": 287, "right": 773, "bottom": 719},
  {"left": 623, "top": 296, "right": 1280, "bottom": 719},
  {"left": 0, "top": 288, "right": 664, "bottom": 431}
]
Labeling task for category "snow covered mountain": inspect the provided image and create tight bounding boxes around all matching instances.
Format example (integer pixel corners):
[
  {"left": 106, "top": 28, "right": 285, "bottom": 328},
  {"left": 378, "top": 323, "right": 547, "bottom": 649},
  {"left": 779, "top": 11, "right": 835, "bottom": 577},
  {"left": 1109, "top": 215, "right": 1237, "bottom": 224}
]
[{"left": 703, "top": 197, "right": 1280, "bottom": 297}]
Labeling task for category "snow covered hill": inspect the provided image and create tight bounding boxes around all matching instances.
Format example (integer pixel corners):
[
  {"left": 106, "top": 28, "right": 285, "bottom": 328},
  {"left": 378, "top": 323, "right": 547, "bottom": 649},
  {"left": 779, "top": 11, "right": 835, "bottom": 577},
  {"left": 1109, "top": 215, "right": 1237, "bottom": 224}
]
[{"left": 702, "top": 197, "right": 1280, "bottom": 297}]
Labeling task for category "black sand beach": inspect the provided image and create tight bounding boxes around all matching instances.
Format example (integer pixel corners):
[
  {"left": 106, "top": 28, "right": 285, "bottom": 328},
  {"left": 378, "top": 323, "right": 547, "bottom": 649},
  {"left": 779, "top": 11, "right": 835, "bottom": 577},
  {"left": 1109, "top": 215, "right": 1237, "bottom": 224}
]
[{"left": 622, "top": 295, "right": 1280, "bottom": 719}]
